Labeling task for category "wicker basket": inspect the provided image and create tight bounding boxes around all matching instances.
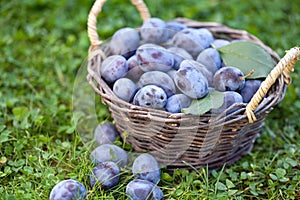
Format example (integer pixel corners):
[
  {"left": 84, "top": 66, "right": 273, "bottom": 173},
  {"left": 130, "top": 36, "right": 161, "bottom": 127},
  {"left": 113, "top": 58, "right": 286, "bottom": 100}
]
[{"left": 86, "top": 0, "right": 300, "bottom": 170}]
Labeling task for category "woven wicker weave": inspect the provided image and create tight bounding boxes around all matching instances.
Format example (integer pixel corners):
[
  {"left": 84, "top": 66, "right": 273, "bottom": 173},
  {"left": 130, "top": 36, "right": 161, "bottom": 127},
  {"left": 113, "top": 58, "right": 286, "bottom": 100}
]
[{"left": 86, "top": 0, "right": 300, "bottom": 169}]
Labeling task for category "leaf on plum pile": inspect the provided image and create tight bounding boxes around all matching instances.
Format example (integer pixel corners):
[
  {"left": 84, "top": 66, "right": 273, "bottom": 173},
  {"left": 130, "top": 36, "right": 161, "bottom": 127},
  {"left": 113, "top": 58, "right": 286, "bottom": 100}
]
[
  {"left": 217, "top": 41, "right": 275, "bottom": 79},
  {"left": 182, "top": 89, "right": 224, "bottom": 115}
]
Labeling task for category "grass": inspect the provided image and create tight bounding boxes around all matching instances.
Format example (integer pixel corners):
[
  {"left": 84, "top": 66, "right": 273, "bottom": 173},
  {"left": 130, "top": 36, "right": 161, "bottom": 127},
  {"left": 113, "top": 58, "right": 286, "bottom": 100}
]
[{"left": 0, "top": 0, "right": 299, "bottom": 199}]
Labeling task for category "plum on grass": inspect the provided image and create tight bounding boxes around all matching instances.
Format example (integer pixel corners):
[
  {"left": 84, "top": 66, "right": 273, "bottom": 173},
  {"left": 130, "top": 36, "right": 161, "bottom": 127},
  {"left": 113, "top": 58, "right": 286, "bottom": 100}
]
[
  {"left": 140, "top": 18, "right": 169, "bottom": 44},
  {"left": 210, "top": 91, "right": 243, "bottom": 114},
  {"left": 100, "top": 55, "right": 128, "bottom": 83},
  {"left": 90, "top": 144, "right": 128, "bottom": 167},
  {"left": 196, "top": 47, "right": 222, "bottom": 74},
  {"left": 49, "top": 179, "right": 87, "bottom": 200},
  {"left": 94, "top": 122, "right": 120, "bottom": 145},
  {"left": 166, "top": 94, "right": 192, "bottom": 113},
  {"left": 137, "top": 71, "right": 176, "bottom": 97},
  {"left": 126, "top": 179, "right": 163, "bottom": 200},
  {"left": 132, "top": 153, "right": 161, "bottom": 184},
  {"left": 171, "top": 28, "right": 214, "bottom": 58},
  {"left": 213, "top": 66, "right": 246, "bottom": 92},
  {"left": 109, "top": 27, "right": 140, "bottom": 58},
  {"left": 132, "top": 85, "right": 167, "bottom": 109},
  {"left": 240, "top": 79, "right": 262, "bottom": 103},
  {"left": 90, "top": 161, "right": 120, "bottom": 190},
  {"left": 113, "top": 78, "right": 137, "bottom": 102},
  {"left": 174, "top": 60, "right": 209, "bottom": 99},
  {"left": 136, "top": 44, "right": 175, "bottom": 72}
]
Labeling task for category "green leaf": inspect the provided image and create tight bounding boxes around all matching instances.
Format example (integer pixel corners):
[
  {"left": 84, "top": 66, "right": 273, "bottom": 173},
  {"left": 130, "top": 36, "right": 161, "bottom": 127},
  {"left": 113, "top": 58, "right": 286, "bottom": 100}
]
[
  {"left": 217, "top": 41, "right": 275, "bottom": 78},
  {"left": 215, "top": 182, "right": 227, "bottom": 191},
  {"left": 275, "top": 168, "right": 286, "bottom": 178},
  {"left": 182, "top": 89, "right": 224, "bottom": 115},
  {"left": 269, "top": 173, "right": 278, "bottom": 181},
  {"left": 226, "top": 179, "right": 235, "bottom": 189}
]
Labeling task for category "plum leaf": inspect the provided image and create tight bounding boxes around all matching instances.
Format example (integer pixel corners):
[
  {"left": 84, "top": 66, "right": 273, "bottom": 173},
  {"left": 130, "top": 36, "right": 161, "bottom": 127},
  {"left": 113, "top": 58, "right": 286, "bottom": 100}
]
[
  {"left": 217, "top": 41, "right": 275, "bottom": 78},
  {"left": 182, "top": 89, "right": 224, "bottom": 115}
]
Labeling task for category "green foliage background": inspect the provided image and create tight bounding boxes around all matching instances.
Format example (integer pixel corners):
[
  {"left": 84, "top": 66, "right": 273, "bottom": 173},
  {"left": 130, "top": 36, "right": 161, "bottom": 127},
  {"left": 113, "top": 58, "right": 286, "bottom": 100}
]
[{"left": 0, "top": 0, "right": 299, "bottom": 199}]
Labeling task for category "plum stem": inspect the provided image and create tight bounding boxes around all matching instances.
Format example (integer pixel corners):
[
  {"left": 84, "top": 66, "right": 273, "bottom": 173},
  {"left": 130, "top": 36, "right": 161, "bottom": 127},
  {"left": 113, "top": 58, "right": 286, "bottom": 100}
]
[{"left": 240, "top": 69, "right": 254, "bottom": 80}]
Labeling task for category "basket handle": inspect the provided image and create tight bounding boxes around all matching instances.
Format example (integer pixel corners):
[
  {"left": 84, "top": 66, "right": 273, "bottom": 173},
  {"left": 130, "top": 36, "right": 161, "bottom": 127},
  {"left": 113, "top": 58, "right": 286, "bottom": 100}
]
[
  {"left": 245, "top": 47, "right": 300, "bottom": 123},
  {"left": 87, "top": 0, "right": 150, "bottom": 48}
]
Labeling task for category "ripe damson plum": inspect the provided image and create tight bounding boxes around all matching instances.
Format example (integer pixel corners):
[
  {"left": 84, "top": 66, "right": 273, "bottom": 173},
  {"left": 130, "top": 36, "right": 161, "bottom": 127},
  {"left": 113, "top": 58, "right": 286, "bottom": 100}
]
[
  {"left": 171, "top": 28, "right": 213, "bottom": 58},
  {"left": 210, "top": 91, "right": 243, "bottom": 114},
  {"left": 166, "top": 94, "right": 192, "bottom": 113},
  {"left": 94, "top": 122, "right": 120, "bottom": 145},
  {"left": 140, "top": 18, "right": 169, "bottom": 44},
  {"left": 168, "top": 47, "right": 193, "bottom": 70},
  {"left": 196, "top": 47, "right": 222, "bottom": 74},
  {"left": 90, "top": 144, "right": 128, "bottom": 167},
  {"left": 165, "top": 21, "right": 187, "bottom": 39},
  {"left": 89, "top": 161, "right": 120, "bottom": 190},
  {"left": 126, "top": 55, "right": 144, "bottom": 81},
  {"left": 100, "top": 55, "right": 128, "bottom": 83},
  {"left": 240, "top": 79, "right": 262, "bottom": 103},
  {"left": 174, "top": 60, "right": 209, "bottom": 99},
  {"left": 132, "top": 85, "right": 167, "bottom": 109},
  {"left": 136, "top": 44, "right": 175, "bottom": 72},
  {"left": 166, "top": 69, "right": 176, "bottom": 80},
  {"left": 132, "top": 153, "right": 161, "bottom": 184},
  {"left": 49, "top": 179, "right": 87, "bottom": 200},
  {"left": 183, "top": 60, "right": 214, "bottom": 87},
  {"left": 213, "top": 66, "right": 245, "bottom": 92},
  {"left": 211, "top": 39, "right": 230, "bottom": 48},
  {"left": 197, "top": 28, "right": 214, "bottom": 43},
  {"left": 109, "top": 27, "right": 140, "bottom": 58},
  {"left": 126, "top": 179, "right": 163, "bottom": 200},
  {"left": 137, "top": 71, "right": 176, "bottom": 97},
  {"left": 113, "top": 78, "right": 137, "bottom": 102}
]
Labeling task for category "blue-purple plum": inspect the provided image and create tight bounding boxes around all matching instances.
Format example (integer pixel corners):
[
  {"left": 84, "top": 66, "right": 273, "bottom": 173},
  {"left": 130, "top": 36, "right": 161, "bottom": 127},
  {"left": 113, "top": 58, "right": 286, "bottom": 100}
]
[
  {"left": 174, "top": 60, "right": 209, "bottom": 99},
  {"left": 89, "top": 161, "right": 120, "bottom": 190},
  {"left": 109, "top": 27, "right": 140, "bottom": 58},
  {"left": 126, "top": 55, "right": 144, "bottom": 81},
  {"left": 136, "top": 44, "right": 175, "bottom": 72},
  {"left": 166, "top": 94, "right": 192, "bottom": 113},
  {"left": 168, "top": 47, "right": 193, "bottom": 70},
  {"left": 140, "top": 18, "right": 169, "bottom": 44},
  {"left": 240, "top": 79, "right": 262, "bottom": 103},
  {"left": 166, "top": 69, "right": 177, "bottom": 80},
  {"left": 100, "top": 55, "right": 128, "bottom": 83},
  {"left": 166, "top": 21, "right": 187, "bottom": 39},
  {"left": 183, "top": 60, "right": 214, "bottom": 87},
  {"left": 113, "top": 78, "right": 137, "bottom": 102},
  {"left": 132, "top": 85, "right": 167, "bottom": 109},
  {"left": 132, "top": 153, "right": 161, "bottom": 184},
  {"left": 94, "top": 122, "right": 120, "bottom": 145},
  {"left": 49, "top": 179, "right": 87, "bottom": 200},
  {"left": 137, "top": 71, "right": 176, "bottom": 97},
  {"left": 213, "top": 67, "right": 245, "bottom": 92},
  {"left": 210, "top": 91, "right": 243, "bottom": 114},
  {"left": 196, "top": 47, "right": 222, "bottom": 74},
  {"left": 90, "top": 144, "right": 128, "bottom": 167},
  {"left": 126, "top": 179, "right": 163, "bottom": 200},
  {"left": 171, "top": 28, "right": 213, "bottom": 58},
  {"left": 211, "top": 39, "right": 230, "bottom": 48}
]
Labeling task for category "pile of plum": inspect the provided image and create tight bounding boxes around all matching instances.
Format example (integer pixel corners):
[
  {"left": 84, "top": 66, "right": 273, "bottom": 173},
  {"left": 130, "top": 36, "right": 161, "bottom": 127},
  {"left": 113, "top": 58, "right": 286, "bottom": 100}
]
[
  {"left": 100, "top": 17, "right": 262, "bottom": 115},
  {"left": 49, "top": 122, "right": 163, "bottom": 200}
]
